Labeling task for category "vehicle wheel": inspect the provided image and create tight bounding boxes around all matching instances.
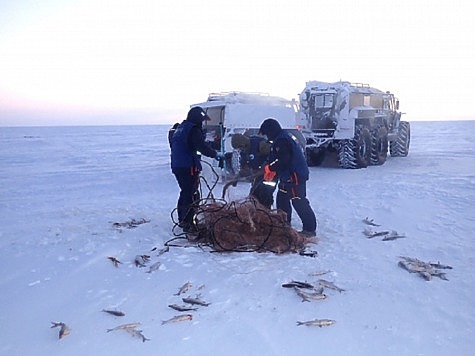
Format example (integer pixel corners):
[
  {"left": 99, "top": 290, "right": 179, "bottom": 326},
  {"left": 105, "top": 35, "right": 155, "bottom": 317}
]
[
  {"left": 355, "top": 126, "right": 371, "bottom": 168},
  {"left": 337, "top": 139, "right": 357, "bottom": 169},
  {"left": 306, "top": 149, "right": 326, "bottom": 166},
  {"left": 337, "top": 126, "right": 371, "bottom": 169},
  {"left": 390, "top": 121, "right": 410, "bottom": 157},
  {"left": 370, "top": 126, "right": 388, "bottom": 165}
]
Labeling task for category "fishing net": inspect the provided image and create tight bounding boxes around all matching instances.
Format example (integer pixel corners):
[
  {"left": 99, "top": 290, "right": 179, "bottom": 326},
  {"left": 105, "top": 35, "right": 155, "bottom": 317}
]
[
  {"left": 168, "top": 162, "right": 317, "bottom": 255},
  {"left": 190, "top": 196, "right": 312, "bottom": 254}
]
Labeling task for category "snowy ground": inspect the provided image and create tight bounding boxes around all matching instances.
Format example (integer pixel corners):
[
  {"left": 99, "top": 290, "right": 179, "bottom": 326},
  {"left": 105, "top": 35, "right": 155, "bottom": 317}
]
[{"left": 0, "top": 121, "right": 474, "bottom": 356}]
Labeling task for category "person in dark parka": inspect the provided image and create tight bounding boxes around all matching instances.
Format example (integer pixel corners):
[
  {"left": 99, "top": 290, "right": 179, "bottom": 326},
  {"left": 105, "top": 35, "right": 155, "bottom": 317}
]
[
  {"left": 258, "top": 118, "right": 317, "bottom": 236},
  {"left": 170, "top": 106, "right": 224, "bottom": 231},
  {"left": 231, "top": 133, "right": 276, "bottom": 209}
]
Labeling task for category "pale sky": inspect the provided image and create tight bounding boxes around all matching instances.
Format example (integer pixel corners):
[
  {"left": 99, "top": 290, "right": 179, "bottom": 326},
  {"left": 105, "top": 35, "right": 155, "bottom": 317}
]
[{"left": 0, "top": 0, "right": 474, "bottom": 126}]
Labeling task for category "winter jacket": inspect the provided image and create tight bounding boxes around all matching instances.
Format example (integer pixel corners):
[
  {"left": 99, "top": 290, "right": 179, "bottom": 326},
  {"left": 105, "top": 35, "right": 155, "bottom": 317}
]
[
  {"left": 170, "top": 120, "right": 217, "bottom": 172},
  {"left": 270, "top": 130, "right": 309, "bottom": 183},
  {"left": 259, "top": 118, "right": 308, "bottom": 183},
  {"left": 247, "top": 136, "right": 268, "bottom": 170}
]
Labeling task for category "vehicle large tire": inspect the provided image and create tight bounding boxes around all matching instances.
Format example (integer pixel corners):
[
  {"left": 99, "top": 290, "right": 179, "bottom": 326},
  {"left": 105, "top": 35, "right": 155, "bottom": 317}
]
[
  {"left": 337, "top": 126, "right": 371, "bottom": 169},
  {"left": 370, "top": 126, "right": 388, "bottom": 165},
  {"left": 390, "top": 121, "right": 410, "bottom": 157},
  {"left": 306, "top": 149, "right": 326, "bottom": 167}
]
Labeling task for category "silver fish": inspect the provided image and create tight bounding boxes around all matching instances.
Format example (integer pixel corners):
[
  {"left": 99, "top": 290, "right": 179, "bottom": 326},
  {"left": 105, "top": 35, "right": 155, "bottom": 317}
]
[
  {"left": 107, "top": 322, "right": 141, "bottom": 333},
  {"left": 174, "top": 281, "right": 192, "bottom": 296},
  {"left": 156, "top": 246, "right": 170, "bottom": 256},
  {"left": 182, "top": 296, "right": 210, "bottom": 307},
  {"left": 107, "top": 256, "right": 122, "bottom": 267},
  {"left": 168, "top": 304, "right": 198, "bottom": 312},
  {"left": 282, "top": 280, "right": 314, "bottom": 289},
  {"left": 362, "top": 217, "right": 380, "bottom": 226},
  {"left": 429, "top": 261, "right": 453, "bottom": 270},
  {"left": 134, "top": 255, "right": 150, "bottom": 267},
  {"left": 146, "top": 261, "right": 161, "bottom": 273},
  {"left": 431, "top": 271, "right": 449, "bottom": 281},
  {"left": 382, "top": 231, "right": 406, "bottom": 241},
  {"left": 102, "top": 309, "right": 125, "bottom": 317},
  {"left": 398, "top": 260, "right": 426, "bottom": 273},
  {"left": 161, "top": 314, "right": 193, "bottom": 325},
  {"left": 297, "top": 318, "right": 336, "bottom": 327},
  {"left": 399, "top": 256, "right": 422, "bottom": 263},
  {"left": 419, "top": 271, "right": 433, "bottom": 281},
  {"left": 318, "top": 279, "right": 345, "bottom": 293},
  {"left": 51, "top": 322, "right": 71, "bottom": 339},
  {"left": 294, "top": 287, "right": 327, "bottom": 302},
  {"left": 125, "top": 328, "right": 150, "bottom": 342},
  {"left": 308, "top": 270, "right": 331, "bottom": 277},
  {"left": 363, "top": 228, "right": 390, "bottom": 238}
]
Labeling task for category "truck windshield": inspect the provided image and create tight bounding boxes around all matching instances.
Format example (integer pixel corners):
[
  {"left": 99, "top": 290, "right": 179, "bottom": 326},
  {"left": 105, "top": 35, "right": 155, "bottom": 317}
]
[{"left": 314, "top": 94, "right": 334, "bottom": 109}]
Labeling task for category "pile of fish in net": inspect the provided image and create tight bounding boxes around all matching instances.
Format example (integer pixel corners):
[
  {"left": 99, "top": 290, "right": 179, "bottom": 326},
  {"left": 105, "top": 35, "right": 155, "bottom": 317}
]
[{"left": 190, "top": 196, "right": 314, "bottom": 254}]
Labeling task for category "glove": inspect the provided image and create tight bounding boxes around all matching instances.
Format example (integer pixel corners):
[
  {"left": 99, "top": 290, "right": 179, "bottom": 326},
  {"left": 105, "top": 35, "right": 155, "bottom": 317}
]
[
  {"left": 215, "top": 152, "right": 225, "bottom": 168},
  {"left": 263, "top": 164, "right": 276, "bottom": 181}
]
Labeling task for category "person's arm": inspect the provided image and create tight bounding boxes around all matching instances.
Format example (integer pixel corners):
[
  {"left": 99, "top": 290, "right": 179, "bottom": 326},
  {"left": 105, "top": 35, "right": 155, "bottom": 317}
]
[
  {"left": 189, "top": 126, "right": 218, "bottom": 159},
  {"left": 269, "top": 137, "right": 293, "bottom": 171}
]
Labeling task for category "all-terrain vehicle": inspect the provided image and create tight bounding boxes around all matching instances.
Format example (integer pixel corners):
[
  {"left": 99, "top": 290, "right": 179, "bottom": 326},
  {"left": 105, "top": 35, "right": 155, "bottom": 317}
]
[
  {"left": 298, "top": 81, "right": 410, "bottom": 168},
  {"left": 191, "top": 91, "right": 305, "bottom": 180}
]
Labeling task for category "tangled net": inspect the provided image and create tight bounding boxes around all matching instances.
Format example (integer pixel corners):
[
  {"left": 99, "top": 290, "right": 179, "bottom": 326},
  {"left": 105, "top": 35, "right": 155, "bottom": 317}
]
[
  {"left": 195, "top": 196, "right": 312, "bottom": 253},
  {"left": 168, "top": 162, "right": 315, "bottom": 254}
]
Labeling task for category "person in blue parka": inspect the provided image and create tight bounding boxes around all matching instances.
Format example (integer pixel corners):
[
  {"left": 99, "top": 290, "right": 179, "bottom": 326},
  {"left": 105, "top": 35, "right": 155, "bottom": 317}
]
[
  {"left": 169, "top": 106, "right": 224, "bottom": 231},
  {"left": 258, "top": 118, "right": 317, "bottom": 237}
]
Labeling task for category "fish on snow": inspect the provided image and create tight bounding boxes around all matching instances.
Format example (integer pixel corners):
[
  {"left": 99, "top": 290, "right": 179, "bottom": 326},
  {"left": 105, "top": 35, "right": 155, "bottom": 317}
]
[
  {"left": 161, "top": 314, "right": 193, "bottom": 325},
  {"left": 174, "top": 281, "right": 192, "bottom": 296},
  {"left": 294, "top": 287, "right": 327, "bottom": 302},
  {"left": 182, "top": 296, "right": 211, "bottom": 307},
  {"left": 146, "top": 261, "right": 161, "bottom": 273},
  {"left": 107, "top": 256, "right": 122, "bottom": 267},
  {"left": 125, "top": 328, "right": 150, "bottom": 342},
  {"left": 362, "top": 217, "right": 380, "bottom": 226},
  {"left": 51, "top": 322, "right": 71, "bottom": 339},
  {"left": 318, "top": 279, "right": 345, "bottom": 293},
  {"left": 168, "top": 304, "right": 198, "bottom": 312},
  {"left": 296, "top": 318, "right": 336, "bottom": 327},
  {"left": 107, "top": 322, "right": 141, "bottom": 333},
  {"left": 102, "top": 309, "right": 125, "bottom": 317}
]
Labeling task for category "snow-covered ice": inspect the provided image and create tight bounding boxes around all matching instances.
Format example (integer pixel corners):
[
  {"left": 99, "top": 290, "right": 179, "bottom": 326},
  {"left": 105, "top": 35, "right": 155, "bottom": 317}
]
[{"left": 0, "top": 121, "right": 474, "bottom": 355}]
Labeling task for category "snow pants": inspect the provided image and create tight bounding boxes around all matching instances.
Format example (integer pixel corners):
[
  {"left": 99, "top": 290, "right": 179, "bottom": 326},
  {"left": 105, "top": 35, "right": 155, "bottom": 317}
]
[
  {"left": 276, "top": 181, "right": 317, "bottom": 233},
  {"left": 250, "top": 174, "right": 277, "bottom": 209},
  {"left": 172, "top": 168, "right": 200, "bottom": 228}
]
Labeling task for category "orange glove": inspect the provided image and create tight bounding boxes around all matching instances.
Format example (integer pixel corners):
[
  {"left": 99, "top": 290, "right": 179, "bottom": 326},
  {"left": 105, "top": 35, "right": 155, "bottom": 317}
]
[{"left": 263, "top": 165, "right": 276, "bottom": 181}]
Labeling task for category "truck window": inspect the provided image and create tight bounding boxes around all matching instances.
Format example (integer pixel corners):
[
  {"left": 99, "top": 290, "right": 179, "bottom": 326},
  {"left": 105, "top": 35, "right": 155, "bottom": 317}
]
[{"left": 314, "top": 94, "right": 334, "bottom": 109}]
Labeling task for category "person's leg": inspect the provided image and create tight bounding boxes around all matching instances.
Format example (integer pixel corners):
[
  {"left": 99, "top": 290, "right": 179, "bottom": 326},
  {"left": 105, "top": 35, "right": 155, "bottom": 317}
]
[
  {"left": 185, "top": 173, "right": 200, "bottom": 226},
  {"left": 276, "top": 184, "right": 292, "bottom": 224},
  {"left": 290, "top": 183, "right": 317, "bottom": 233},
  {"left": 173, "top": 169, "right": 197, "bottom": 227}
]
